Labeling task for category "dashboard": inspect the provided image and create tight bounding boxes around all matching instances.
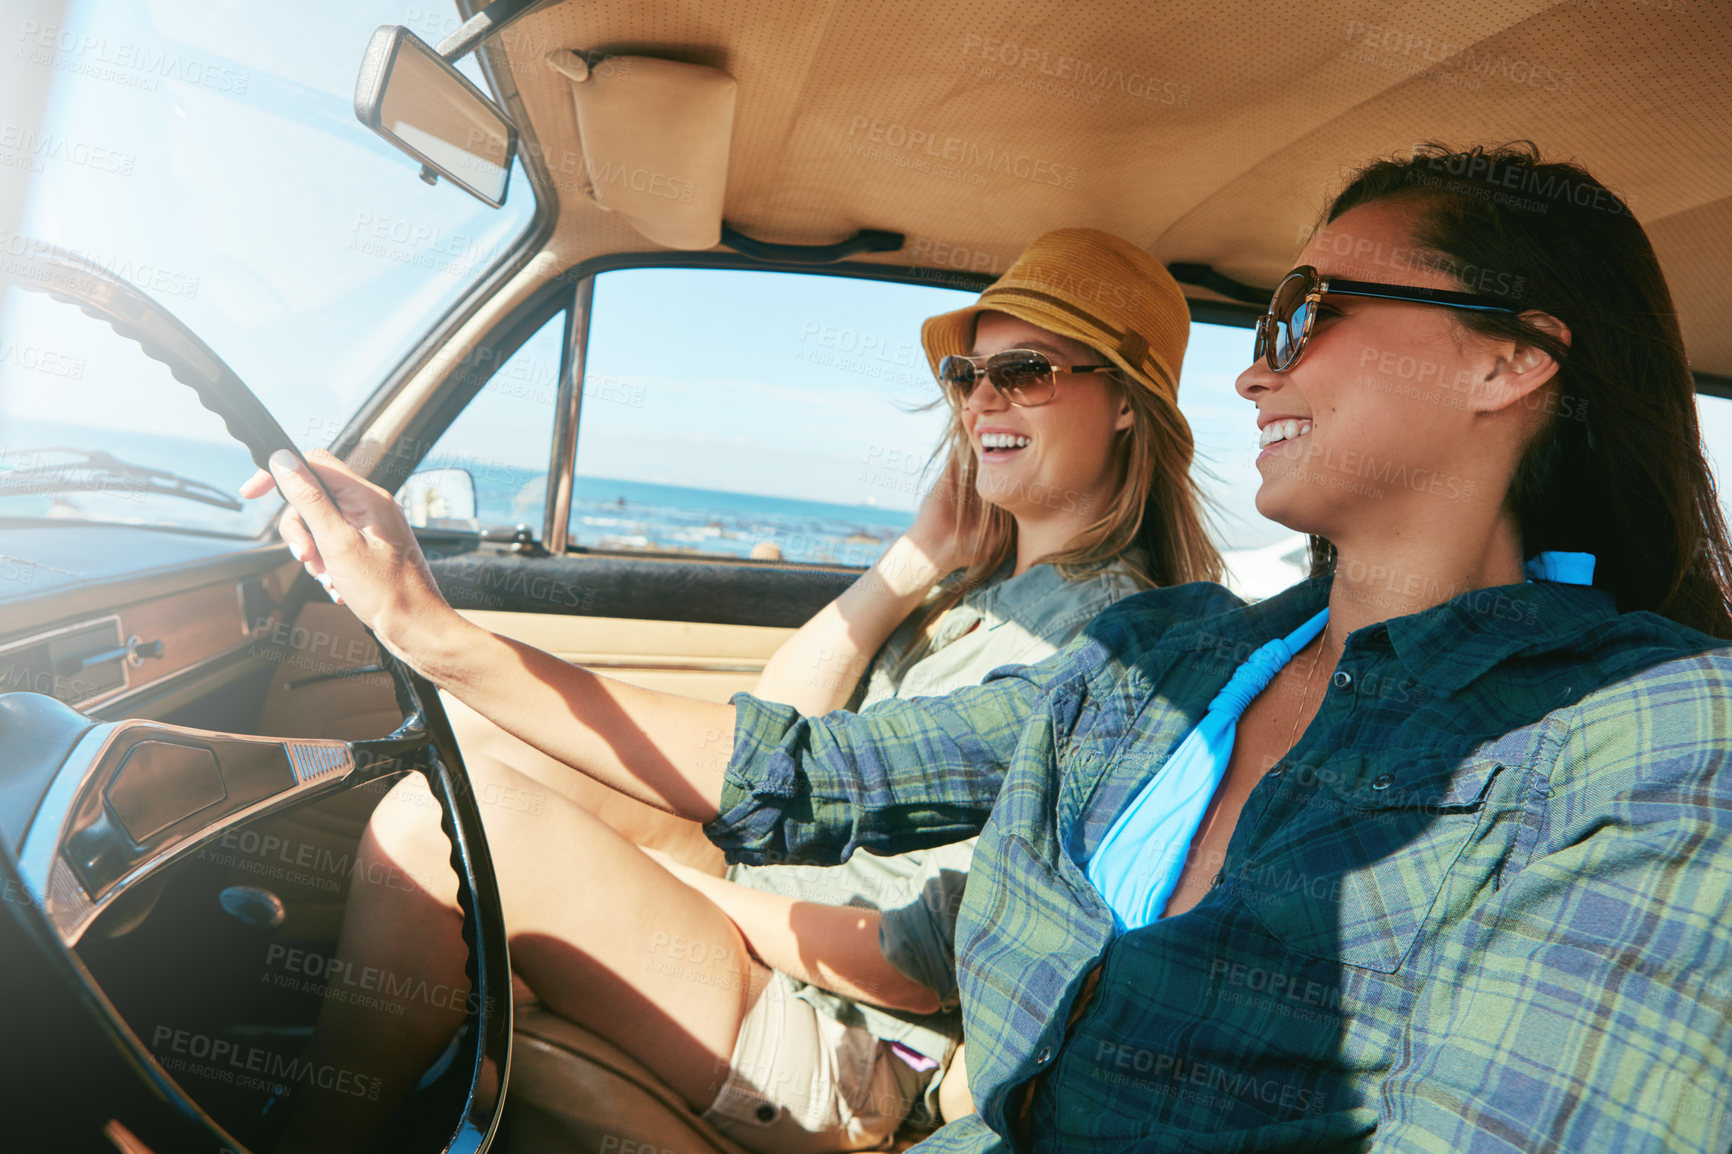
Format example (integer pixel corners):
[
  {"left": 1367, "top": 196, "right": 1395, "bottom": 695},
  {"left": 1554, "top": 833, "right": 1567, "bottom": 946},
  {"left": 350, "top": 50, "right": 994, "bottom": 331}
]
[{"left": 0, "top": 546, "right": 296, "bottom": 724}]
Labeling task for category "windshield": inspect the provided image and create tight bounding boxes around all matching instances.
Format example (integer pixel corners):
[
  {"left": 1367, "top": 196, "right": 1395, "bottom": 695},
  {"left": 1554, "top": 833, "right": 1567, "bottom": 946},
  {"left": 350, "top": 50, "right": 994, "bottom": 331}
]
[{"left": 0, "top": 0, "right": 538, "bottom": 537}]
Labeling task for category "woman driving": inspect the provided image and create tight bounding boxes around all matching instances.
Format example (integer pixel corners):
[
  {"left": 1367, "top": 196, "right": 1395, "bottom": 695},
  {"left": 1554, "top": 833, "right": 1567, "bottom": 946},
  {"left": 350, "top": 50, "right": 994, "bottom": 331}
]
[{"left": 254, "top": 143, "right": 1732, "bottom": 1151}]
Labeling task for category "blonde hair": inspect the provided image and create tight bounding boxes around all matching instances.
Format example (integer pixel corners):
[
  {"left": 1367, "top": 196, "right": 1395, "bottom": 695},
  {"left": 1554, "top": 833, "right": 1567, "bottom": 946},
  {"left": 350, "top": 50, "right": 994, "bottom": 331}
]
[{"left": 893, "top": 365, "right": 1224, "bottom": 676}]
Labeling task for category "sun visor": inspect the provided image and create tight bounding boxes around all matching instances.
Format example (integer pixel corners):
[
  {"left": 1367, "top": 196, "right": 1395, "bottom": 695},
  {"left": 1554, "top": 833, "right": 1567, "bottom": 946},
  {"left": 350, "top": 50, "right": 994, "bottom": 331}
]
[{"left": 550, "top": 53, "right": 736, "bottom": 250}]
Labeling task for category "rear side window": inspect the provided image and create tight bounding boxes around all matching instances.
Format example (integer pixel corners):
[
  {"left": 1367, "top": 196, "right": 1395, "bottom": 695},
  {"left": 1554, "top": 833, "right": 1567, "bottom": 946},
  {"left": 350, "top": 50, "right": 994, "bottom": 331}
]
[{"left": 570, "top": 268, "right": 972, "bottom": 565}]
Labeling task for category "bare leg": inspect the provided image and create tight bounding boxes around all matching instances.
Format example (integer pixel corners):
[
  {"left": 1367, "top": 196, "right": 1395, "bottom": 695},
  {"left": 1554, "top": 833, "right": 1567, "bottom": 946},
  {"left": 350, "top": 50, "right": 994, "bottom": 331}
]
[
  {"left": 273, "top": 805, "right": 470, "bottom": 1154},
  {"left": 939, "top": 1042, "right": 975, "bottom": 1121},
  {"left": 445, "top": 692, "right": 727, "bottom": 875},
  {"left": 278, "top": 757, "right": 764, "bottom": 1153}
]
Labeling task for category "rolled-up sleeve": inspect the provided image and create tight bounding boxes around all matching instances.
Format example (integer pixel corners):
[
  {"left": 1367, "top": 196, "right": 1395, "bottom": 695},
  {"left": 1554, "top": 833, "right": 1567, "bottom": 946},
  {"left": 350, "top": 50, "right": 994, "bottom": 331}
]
[{"left": 704, "top": 654, "right": 1068, "bottom": 867}]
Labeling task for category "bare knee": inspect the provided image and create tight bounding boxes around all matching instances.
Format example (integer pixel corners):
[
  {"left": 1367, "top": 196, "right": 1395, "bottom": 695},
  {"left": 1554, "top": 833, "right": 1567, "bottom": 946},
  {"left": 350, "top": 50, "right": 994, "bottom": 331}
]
[
  {"left": 363, "top": 774, "right": 461, "bottom": 909},
  {"left": 442, "top": 695, "right": 723, "bottom": 874}
]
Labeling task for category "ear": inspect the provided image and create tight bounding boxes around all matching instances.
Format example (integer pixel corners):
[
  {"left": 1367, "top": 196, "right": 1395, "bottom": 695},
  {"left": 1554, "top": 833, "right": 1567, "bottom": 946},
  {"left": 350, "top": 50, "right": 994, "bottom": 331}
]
[
  {"left": 1113, "top": 394, "right": 1135, "bottom": 433},
  {"left": 1465, "top": 311, "right": 1572, "bottom": 415}
]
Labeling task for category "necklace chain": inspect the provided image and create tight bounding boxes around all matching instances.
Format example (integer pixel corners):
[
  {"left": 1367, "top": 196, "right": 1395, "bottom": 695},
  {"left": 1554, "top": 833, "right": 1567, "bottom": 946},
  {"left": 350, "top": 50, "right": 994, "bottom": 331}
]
[{"left": 1284, "top": 622, "right": 1328, "bottom": 759}]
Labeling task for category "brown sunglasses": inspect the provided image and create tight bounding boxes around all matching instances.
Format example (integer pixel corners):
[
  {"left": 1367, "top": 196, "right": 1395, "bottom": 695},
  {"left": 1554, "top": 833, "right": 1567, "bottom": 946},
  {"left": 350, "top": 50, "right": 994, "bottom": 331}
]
[{"left": 937, "top": 349, "right": 1115, "bottom": 407}]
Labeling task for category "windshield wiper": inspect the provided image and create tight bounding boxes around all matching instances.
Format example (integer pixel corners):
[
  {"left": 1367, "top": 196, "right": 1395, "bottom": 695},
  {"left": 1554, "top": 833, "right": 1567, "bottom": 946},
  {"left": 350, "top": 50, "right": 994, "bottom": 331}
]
[{"left": 0, "top": 447, "right": 244, "bottom": 512}]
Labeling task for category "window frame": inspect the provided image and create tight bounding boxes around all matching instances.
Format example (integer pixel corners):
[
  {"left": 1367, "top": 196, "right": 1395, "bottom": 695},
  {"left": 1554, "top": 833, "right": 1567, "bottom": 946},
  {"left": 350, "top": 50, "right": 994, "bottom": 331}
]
[
  {"left": 542, "top": 252, "right": 1262, "bottom": 568},
  {"left": 382, "top": 249, "right": 1732, "bottom": 589},
  {"left": 402, "top": 247, "right": 1732, "bottom": 572},
  {"left": 376, "top": 275, "right": 576, "bottom": 552},
  {"left": 549, "top": 255, "right": 996, "bottom": 565}
]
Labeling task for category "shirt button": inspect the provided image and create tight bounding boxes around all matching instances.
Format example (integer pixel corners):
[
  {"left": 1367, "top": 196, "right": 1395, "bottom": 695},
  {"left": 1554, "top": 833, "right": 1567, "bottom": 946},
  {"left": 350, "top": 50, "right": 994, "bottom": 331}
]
[
  {"left": 1036, "top": 1047, "right": 1053, "bottom": 1064},
  {"left": 1331, "top": 670, "right": 1353, "bottom": 690},
  {"left": 755, "top": 1104, "right": 777, "bottom": 1123},
  {"left": 1371, "top": 774, "right": 1394, "bottom": 790}
]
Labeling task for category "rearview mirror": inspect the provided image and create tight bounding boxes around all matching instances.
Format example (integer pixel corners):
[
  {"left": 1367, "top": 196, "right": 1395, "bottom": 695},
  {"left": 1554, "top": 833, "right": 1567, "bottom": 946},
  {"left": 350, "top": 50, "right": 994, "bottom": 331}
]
[{"left": 355, "top": 26, "right": 516, "bottom": 207}]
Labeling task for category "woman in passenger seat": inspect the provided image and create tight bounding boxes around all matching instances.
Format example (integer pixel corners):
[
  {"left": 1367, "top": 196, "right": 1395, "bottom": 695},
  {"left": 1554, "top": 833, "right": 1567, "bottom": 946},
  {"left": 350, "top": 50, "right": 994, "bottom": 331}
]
[
  {"left": 261, "top": 227, "right": 1221, "bottom": 1154},
  {"left": 650, "top": 227, "right": 1222, "bottom": 1147}
]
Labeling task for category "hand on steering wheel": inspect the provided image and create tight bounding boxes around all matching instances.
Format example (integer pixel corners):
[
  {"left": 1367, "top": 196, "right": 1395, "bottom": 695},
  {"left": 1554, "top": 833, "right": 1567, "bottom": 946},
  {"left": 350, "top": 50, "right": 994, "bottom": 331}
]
[{"left": 241, "top": 449, "right": 461, "bottom": 673}]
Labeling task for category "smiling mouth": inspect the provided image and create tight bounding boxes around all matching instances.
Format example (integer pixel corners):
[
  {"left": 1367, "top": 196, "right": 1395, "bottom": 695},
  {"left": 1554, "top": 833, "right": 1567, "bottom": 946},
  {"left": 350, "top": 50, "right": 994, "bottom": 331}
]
[
  {"left": 1258, "top": 419, "right": 1313, "bottom": 451},
  {"left": 979, "top": 432, "right": 1031, "bottom": 458}
]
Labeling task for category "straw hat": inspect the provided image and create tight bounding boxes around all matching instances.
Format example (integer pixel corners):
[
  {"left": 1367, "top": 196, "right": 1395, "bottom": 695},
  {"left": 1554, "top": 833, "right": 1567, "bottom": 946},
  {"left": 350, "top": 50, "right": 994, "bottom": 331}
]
[{"left": 920, "top": 227, "right": 1193, "bottom": 454}]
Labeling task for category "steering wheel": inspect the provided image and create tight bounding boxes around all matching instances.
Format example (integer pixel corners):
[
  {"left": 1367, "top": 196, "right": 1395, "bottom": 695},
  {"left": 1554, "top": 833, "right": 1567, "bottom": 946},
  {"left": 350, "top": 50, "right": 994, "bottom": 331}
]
[{"left": 0, "top": 246, "right": 510, "bottom": 1153}]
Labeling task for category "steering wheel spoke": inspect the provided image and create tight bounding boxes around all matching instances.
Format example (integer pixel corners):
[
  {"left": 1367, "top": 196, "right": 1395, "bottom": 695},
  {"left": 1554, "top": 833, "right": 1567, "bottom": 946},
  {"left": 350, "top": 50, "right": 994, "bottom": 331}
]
[
  {"left": 8, "top": 693, "right": 427, "bottom": 947},
  {"left": 353, "top": 710, "right": 436, "bottom": 777}
]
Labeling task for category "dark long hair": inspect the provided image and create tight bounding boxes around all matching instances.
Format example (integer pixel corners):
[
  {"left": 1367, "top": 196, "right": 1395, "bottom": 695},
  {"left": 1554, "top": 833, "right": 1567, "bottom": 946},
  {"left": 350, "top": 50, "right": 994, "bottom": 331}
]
[{"left": 1307, "top": 142, "right": 1732, "bottom": 638}]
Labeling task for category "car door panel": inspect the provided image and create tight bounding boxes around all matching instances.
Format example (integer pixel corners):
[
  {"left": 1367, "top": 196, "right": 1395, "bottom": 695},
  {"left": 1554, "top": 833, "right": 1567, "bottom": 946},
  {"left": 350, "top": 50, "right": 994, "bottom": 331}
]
[
  {"left": 460, "top": 608, "right": 795, "bottom": 702},
  {"left": 425, "top": 551, "right": 852, "bottom": 698},
  {"left": 425, "top": 549, "right": 853, "bottom": 699}
]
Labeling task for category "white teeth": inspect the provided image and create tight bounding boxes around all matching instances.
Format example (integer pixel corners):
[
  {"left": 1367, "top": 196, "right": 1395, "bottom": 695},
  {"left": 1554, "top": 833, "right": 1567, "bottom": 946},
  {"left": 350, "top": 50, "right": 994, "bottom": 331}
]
[
  {"left": 980, "top": 433, "right": 1032, "bottom": 450},
  {"left": 1259, "top": 419, "right": 1313, "bottom": 449}
]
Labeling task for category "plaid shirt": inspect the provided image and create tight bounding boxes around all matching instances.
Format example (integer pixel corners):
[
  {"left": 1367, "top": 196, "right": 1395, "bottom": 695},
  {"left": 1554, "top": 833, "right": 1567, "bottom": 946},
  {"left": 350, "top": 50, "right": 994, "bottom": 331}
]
[{"left": 708, "top": 575, "right": 1732, "bottom": 1152}]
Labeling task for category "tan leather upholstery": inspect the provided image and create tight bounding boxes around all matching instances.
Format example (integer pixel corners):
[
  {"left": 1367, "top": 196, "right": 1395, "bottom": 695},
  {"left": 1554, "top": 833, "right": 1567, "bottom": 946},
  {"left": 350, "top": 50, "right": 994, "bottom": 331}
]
[
  {"left": 457, "top": 610, "right": 794, "bottom": 704},
  {"left": 503, "top": 1002, "right": 757, "bottom": 1154},
  {"left": 503, "top": 1001, "right": 933, "bottom": 1154}
]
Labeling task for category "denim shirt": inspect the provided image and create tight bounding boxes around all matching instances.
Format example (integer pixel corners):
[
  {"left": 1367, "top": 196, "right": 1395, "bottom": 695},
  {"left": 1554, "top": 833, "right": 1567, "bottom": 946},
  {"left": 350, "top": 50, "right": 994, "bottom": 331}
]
[{"left": 708, "top": 575, "right": 1732, "bottom": 1152}]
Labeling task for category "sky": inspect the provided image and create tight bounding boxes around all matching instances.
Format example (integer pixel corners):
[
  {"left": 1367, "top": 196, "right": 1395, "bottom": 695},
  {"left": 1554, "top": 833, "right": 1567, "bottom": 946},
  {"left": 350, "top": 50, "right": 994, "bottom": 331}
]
[{"left": 1, "top": 0, "right": 534, "bottom": 448}]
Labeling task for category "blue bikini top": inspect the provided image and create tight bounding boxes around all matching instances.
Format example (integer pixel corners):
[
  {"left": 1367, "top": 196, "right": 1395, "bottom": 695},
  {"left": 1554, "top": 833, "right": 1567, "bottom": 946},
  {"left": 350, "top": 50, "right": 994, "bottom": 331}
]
[{"left": 1084, "top": 552, "right": 1597, "bottom": 934}]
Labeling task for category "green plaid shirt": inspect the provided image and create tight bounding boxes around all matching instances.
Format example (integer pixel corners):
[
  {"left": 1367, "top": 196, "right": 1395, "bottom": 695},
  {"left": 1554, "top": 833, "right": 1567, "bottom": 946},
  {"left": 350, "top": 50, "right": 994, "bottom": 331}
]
[{"left": 708, "top": 575, "right": 1732, "bottom": 1152}]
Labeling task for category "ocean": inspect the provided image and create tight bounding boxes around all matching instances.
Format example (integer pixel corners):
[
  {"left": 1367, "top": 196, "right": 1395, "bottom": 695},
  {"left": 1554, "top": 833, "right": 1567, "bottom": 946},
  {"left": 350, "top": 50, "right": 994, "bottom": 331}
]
[{"left": 531, "top": 471, "right": 910, "bottom": 566}]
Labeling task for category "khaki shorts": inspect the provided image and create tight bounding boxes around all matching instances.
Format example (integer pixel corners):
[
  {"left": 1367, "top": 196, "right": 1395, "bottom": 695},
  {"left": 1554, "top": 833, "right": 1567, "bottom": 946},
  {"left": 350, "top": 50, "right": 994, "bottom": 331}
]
[{"left": 701, "top": 973, "right": 928, "bottom": 1154}]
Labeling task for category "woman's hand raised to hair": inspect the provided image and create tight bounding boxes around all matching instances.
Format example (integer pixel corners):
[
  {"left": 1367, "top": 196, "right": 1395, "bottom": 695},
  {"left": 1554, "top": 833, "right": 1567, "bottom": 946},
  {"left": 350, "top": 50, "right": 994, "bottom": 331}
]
[
  {"left": 751, "top": 463, "right": 968, "bottom": 713},
  {"left": 240, "top": 450, "right": 462, "bottom": 671},
  {"left": 904, "top": 462, "right": 969, "bottom": 577}
]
